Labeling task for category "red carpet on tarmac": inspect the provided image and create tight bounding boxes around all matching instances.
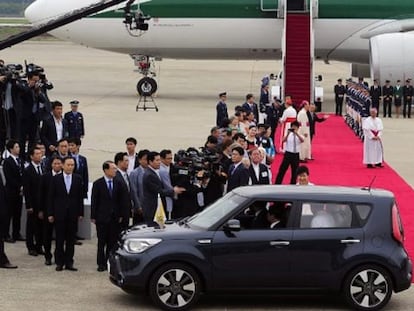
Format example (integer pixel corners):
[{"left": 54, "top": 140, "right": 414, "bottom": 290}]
[{"left": 271, "top": 114, "right": 414, "bottom": 263}]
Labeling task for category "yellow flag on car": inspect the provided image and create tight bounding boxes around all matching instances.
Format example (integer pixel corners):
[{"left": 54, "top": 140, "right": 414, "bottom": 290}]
[{"left": 153, "top": 194, "right": 166, "bottom": 228}]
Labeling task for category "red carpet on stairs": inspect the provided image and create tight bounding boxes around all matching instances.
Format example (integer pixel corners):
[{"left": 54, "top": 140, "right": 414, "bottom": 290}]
[{"left": 271, "top": 114, "right": 414, "bottom": 263}]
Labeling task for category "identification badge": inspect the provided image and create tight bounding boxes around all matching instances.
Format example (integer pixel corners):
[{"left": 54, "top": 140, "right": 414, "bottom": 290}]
[{"left": 261, "top": 171, "right": 268, "bottom": 178}]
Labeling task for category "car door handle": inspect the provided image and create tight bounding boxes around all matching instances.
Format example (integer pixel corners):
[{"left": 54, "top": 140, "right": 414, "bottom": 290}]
[
  {"left": 340, "top": 239, "right": 361, "bottom": 244},
  {"left": 270, "top": 241, "right": 290, "bottom": 246}
]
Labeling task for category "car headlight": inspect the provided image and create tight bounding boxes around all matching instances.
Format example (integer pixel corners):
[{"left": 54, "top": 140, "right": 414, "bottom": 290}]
[{"left": 123, "top": 238, "right": 162, "bottom": 254}]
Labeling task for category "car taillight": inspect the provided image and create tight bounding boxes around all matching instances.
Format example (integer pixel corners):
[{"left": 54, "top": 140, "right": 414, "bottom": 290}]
[{"left": 392, "top": 204, "right": 404, "bottom": 244}]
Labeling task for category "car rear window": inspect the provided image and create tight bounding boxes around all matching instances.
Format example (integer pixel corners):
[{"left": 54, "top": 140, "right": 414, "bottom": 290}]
[{"left": 300, "top": 202, "right": 352, "bottom": 228}]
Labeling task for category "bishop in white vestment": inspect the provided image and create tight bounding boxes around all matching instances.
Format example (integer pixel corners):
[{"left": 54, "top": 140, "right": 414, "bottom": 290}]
[{"left": 362, "top": 108, "right": 384, "bottom": 167}]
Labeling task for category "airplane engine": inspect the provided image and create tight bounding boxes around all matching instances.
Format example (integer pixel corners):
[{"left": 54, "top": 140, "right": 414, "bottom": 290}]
[{"left": 370, "top": 33, "right": 414, "bottom": 84}]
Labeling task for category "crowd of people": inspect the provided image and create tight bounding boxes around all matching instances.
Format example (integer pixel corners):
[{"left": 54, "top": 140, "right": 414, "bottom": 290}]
[{"left": 0, "top": 65, "right": 385, "bottom": 272}]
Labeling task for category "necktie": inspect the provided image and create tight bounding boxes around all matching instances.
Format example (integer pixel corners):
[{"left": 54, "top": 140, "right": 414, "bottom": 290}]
[
  {"left": 123, "top": 173, "right": 130, "bottom": 191},
  {"left": 65, "top": 175, "right": 71, "bottom": 193},
  {"left": 230, "top": 164, "right": 236, "bottom": 175},
  {"left": 36, "top": 165, "right": 42, "bottom": 175},
  {"left": 108, "top": 180, "right": 113, "bottom": 197}
]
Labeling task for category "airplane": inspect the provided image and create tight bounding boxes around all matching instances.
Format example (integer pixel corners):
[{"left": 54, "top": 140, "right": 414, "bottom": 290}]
[{"left": 23, "top": 0, "right": 414, "bottom": 96}]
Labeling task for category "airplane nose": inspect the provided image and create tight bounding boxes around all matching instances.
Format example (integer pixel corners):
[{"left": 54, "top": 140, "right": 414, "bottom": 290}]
[{"left": 24, "top": 0, "right": 46, "bottom": 25}]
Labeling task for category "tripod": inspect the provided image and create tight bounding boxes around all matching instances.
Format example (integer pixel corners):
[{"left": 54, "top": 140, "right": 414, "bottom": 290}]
[{"left": 136, "top": 95, "right": 159, "bottom": 112}]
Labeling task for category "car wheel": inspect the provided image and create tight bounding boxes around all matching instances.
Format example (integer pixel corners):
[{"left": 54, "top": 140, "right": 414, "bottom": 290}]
[
  {"left": 149, "top": 263, "right": 201, "bottom": 311},
  {"left": 137, "top": 77, "right": 157, "bottom": 96},
  {"left": 343, "top": 265, "right": 393, "bottom": 311}
]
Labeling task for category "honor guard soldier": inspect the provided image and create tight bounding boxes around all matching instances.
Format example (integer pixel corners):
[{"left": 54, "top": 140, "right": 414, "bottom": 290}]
[
  {"left": 64, "top": 100, "right": 85, "bottom": 139},
  {"left": 382, "top": 80, "right": 393, "bottom": 118},
  {"left": 334, "top": 79, "right": 346, "bottom": 116},
  {"left": 370, "top": 79, "right": 382, "bottom": 111},
  {"left": 402, "top": 79, "right": 413, "bottom": 118}
]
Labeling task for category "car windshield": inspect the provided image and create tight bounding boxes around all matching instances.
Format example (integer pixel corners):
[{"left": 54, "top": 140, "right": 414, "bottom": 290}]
[{"left": 187, "top": 192, "right": 246, "bottom": 230}]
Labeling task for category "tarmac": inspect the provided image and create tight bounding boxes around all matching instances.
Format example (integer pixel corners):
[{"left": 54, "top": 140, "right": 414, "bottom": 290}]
[{"left": 0, "top": 41, "right": 413, "bottom": 310}]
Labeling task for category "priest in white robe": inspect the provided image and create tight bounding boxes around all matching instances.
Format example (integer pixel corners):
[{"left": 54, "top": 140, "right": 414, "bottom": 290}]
[
  {"left": 362, "top": 108, "right": 384, "bottom": 168},
  {"left": 297, "top": 101, "right": 311, "bottom": 161},
  {"left": 278, "top": 96, "right": 297, "bottom": 152}
]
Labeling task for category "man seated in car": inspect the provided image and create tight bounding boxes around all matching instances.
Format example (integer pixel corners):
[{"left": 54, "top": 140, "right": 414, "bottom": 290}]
[
  {"left": 310, "top": 204, "right": 336, "bottom": 228},
  {"left": 267, "top": 204, "right": 285, "bottom": 229},
  {"left": 246, "top": 202, "right": 269, "bottom": 229}
]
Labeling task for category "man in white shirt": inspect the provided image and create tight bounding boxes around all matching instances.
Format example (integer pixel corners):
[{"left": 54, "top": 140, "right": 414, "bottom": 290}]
[
  {"left": 275, "top": 121, "right": 304, "bottom": 184},
  {"left": 362, "top": 108, "right": 384, "bottom": 168},
  {"left": 248, "top": 148, "right": 271, "bottom": 185},
  {"left": 125, "top": 137, "right": 139, "bottom": 174}
]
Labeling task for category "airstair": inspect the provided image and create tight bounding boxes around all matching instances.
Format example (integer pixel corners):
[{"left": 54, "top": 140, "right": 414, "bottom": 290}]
[{"left": 282, "top": 0, "right": 314, "bottom": 105}]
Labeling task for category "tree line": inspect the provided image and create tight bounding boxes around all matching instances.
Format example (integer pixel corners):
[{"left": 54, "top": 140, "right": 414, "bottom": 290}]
[{"left": 0, "top": 1, "right": 35, "bottom": 17}]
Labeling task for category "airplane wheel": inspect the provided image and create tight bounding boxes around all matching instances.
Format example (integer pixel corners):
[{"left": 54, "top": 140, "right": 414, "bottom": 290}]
[{"left": 137, "top": 77, "right": 157, "bottom": 96}]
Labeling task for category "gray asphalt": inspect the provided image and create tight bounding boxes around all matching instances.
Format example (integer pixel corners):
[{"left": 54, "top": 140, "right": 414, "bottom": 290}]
[{"left": 0, "top": 41, "right": 413, "bottom": 310}]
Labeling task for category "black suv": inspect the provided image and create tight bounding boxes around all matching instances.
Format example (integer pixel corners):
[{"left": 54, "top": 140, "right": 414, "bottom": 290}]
[{"left": 108, "top": 185, "right": 412, "bottom": 311}]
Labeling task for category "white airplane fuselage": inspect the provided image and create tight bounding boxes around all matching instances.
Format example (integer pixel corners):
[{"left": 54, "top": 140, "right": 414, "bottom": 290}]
[{"left": 24, "top": 0, "right": 390, "bottom": 64}]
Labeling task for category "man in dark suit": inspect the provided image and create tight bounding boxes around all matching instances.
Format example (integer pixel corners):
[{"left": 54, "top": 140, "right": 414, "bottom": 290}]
[
  {"left": 3, "top": 139, "right": 24, "bottom": 242},
  {"left": 22, "top": 147, "right": 44, "bottom": 256},
  {"left": 142, "top": 152, "right": 185, "bottom": 226},
  {"left": 114, "top": 152, "right": 132, "bottom": 229},
  {"left": 64, "top": 100, "right": 85, "bottom": 139},
  {"left": 91, "top": 161, "right": 130, "bottom": 272},
  {"left": 227, "top": 146, "right": 249, "bottom": 192},
  {"left": 68, "top": 137, "right": 89, "bottom": 199},
  {"left": 0, "top": 180, "right": 17, "bottom": 269},
  {"left": 242, "top": 93, "right": 259, "bottom": 123},
  {"left": 40, "top": 156, "right": 62, "bottom": 266},
  {"left": 307, "top": 102, "right": 328, "bottom": 142},
  {"left": 47, "top": 157, "right": 84, "bottom": 271},
  {"left": 334, "top": 79, "right": 346, "bottom": 116},
  {"left": 267, "top": 204, "right": 285, "bottom": 229},
  {"left": 40, "top": 101, "right": 68, "bottom": 156},
  {"left": 370, "top": 79, "right": 382, "bottom": 111}
]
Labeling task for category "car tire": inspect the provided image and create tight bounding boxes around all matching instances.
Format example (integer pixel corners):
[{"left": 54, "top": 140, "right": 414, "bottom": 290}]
[
  {"left": 343, "top": 264, "right": 393, "bottom": 311},
  {"left": 137, "top": 77, "right": 157, "bottom": 96},
  {"left": 149, "top": 262, "right": 201, "bottom": 311}
]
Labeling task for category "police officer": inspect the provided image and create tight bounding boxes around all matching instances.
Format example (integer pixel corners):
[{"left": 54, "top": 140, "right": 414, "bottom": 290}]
[{"left": 64, "top": 100, "right": 85, "bottom": 139}]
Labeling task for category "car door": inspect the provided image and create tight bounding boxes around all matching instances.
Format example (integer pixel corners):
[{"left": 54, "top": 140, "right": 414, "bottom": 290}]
[
  {"left": 290, "top": 202, "right": 364, "bottom": 288},
  {"left": 210, "top": 227, "right": 293, "bottom": 289}
]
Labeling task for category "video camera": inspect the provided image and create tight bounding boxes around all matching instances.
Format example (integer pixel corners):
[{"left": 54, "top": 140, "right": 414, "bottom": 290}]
[
  {"left": 0, "top": 64, "right": 24, "bottom": 81},
  {"left": 172, "top": 147, "right": 221, "bottom": 186}
]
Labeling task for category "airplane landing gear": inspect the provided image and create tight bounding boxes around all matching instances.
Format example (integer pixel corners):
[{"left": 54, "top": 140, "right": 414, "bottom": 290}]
[
  {"left": 131, "top": 54, "right": 158, "bottom": 96},
  {"left": 136, "top": 77, "right": 157, "bottom": 96}
]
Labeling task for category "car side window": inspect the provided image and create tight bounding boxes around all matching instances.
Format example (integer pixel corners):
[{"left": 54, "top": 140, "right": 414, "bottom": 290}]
[
  {"left": 300, "top": 202, "right": 352, "bottom": 229},
  {"left": 234, "top": 200, "right": 292, "bottom": 230}
]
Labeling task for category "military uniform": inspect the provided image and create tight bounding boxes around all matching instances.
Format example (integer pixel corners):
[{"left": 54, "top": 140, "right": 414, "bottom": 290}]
[
  {"left": 334, "top": 79, "right": 346, "bottom": 116},
  {"left": 64, "top": 100, "right": 85, "bottom": 139}
]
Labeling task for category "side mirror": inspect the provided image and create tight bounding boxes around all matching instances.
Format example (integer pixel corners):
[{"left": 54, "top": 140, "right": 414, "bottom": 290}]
[{"left": 223, "top": 219, "right": 241, "bottom": 232}]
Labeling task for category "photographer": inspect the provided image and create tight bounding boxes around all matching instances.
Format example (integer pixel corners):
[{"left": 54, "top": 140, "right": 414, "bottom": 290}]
[
  {"left": 0, "top": 64, "right": 24, "bottom": 152},
  {"left": 194, "top": 161, "right": 226, "bottom": 208},
  {"left": 275, "top": 121, "right": 304, "bottom": 184},
  {"left": 15, "top": 72, "right": 42, "bottom": 158},
  {"left": 37, "top": 73, "right": 54, "bottom": 121}
]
